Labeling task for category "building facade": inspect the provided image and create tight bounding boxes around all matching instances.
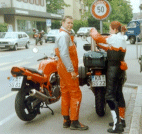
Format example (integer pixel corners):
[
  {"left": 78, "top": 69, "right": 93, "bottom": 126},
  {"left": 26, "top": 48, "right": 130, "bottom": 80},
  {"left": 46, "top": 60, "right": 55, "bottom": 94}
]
[
  {"left": 63, "top": 0, "right": 86, "bottom": 20},
  {"left": 0, "top": 0, "right": 62, "bottom": 34}
]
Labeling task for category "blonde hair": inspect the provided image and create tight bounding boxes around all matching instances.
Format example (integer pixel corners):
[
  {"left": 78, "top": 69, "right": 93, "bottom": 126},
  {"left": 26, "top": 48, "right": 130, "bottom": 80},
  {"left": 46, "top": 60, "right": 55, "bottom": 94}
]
[{"left": 62, "top": 16, "right": 73, "bottom": 22}]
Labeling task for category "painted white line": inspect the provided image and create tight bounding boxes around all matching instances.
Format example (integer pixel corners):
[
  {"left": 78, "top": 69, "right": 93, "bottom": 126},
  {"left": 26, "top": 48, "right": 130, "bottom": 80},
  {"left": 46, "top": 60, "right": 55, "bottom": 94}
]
[
  {"left": 0, "top": 61, "right": 30, "bottom": 71},
  {"left": 14, "top": 60, "right": 21, "bottom": 62},
  {"left": 0, "top": 113, "right": 16, "bottom": 126},
  {"left": 0, "top": 92, "right": 17, "bottom": 102},
  {"left": 0, "top": 54, "right": 11, "bottom": 58},
  {"left": 0, "top": 62, "right": 12, "bottom": 67},
  {"left": 28, "top": 56, "right": 34, "bottom": 59}
]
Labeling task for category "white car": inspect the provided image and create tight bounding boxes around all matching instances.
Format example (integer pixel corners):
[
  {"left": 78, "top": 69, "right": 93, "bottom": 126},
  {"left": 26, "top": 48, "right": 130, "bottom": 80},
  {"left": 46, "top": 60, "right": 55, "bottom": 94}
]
[
  {"left": 77, "top": 27, "right": 95, "bottom": 37},
  {"left": 0, "top": 32, "right": 30, "bottom": 50}
]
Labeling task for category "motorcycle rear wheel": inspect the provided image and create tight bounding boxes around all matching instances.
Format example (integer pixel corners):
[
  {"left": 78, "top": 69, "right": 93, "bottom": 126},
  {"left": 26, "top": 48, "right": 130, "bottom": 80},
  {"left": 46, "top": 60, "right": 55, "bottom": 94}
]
[
  {"left": 15, "top": 88, "right": 38, "bottom": 121},
  {"left": 92, "top": 87, "right": 106, "bottom": 117}
]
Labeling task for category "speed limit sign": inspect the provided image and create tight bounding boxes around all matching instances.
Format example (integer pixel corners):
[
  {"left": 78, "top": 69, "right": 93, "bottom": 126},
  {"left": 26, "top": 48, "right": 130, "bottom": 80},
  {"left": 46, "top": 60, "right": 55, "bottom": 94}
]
[{"left": 91, "top": 0, "right": 111, "bottom": 20}]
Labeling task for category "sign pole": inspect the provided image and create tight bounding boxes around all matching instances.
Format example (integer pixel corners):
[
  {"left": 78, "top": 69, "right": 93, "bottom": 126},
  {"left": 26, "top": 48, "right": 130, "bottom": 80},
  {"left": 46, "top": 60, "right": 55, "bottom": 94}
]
[{"left": 100, "top": 20, "right": 103, "bottom": 34}]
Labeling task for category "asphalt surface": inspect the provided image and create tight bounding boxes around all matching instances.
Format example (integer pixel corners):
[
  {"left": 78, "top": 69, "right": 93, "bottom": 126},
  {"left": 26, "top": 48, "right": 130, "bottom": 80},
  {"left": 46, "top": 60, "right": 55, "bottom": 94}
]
[{"left": 30, "top": 38, "right": 142, "bottom": 134}]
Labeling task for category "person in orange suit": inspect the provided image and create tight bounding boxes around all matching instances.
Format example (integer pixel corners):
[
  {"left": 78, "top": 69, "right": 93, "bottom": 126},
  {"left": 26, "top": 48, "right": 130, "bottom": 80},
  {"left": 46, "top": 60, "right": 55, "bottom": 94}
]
[
  {"left": 55, "top": 16, "right": 88, "bottom": 131},
  {"left": 90, "top": 21, "right": 127, "bottom": 133}
]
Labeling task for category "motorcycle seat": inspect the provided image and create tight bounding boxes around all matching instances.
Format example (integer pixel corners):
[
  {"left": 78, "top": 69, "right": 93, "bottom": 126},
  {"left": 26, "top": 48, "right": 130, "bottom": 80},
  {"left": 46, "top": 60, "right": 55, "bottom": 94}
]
[{"left": 24, "top": 67, "right": 43, "bottom": 76}]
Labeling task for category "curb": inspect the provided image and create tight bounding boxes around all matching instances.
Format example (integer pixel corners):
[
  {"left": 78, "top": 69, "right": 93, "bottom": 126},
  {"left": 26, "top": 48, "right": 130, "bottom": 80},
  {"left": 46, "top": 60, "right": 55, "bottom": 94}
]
[{"left": 124, "top": 83, "right": 142, "bottom": 134}]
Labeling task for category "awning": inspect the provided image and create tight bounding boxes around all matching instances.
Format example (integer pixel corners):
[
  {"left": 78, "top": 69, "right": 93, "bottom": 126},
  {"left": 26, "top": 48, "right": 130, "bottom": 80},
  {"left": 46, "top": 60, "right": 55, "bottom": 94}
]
[{"left": 0, "top": 7, "right": 63, "bottom": 20}]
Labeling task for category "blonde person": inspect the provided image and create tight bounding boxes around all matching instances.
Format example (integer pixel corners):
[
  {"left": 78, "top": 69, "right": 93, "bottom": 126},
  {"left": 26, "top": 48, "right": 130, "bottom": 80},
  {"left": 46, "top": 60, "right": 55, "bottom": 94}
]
[{"left": 55, "top": 16, "right": 89, "bottom": 131}]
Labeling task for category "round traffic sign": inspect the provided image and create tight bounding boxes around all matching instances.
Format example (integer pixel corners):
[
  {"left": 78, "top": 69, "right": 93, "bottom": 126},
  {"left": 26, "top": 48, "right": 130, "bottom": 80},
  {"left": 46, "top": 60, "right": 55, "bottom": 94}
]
[{"left": 91, "top": 0, "right": 111, "bottom": 20}]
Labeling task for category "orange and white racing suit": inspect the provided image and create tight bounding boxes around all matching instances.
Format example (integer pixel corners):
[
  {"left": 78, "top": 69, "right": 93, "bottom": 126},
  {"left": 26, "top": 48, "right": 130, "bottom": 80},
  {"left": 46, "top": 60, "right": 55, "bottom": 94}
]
[
  {"left": 55, "top": 27, "right": 82, "bottom": 121},
  {"left": 90, "top": 28, "right": 127, "bottom": 129}
]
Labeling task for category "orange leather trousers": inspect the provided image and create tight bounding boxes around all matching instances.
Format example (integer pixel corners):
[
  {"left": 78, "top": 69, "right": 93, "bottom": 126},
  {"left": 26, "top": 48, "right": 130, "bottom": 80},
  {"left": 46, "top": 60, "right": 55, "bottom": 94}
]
[{"left": 55, "top": 44, "right": 82, "bottom": 121}]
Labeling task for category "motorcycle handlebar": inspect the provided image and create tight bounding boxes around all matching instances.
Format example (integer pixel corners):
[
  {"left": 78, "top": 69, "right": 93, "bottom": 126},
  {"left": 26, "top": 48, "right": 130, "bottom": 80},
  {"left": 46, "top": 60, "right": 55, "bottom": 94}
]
[
  {"left": 37, "top": 56, "right": 48, "bottom": 61},
  {"left": 37, "top": 56, "right": 57, "bottom": 61}
]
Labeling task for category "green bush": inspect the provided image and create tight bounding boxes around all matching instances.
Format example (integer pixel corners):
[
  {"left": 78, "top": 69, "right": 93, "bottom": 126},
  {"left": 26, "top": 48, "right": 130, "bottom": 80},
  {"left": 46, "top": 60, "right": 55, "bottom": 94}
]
[
  {"left": 51, "top": 20, "right": 61, "bottom": 29},
  {"left": 73, "top": 20, "right": 88, "bottom": 33},
  {"left": 88, "top": 17, "right": 100, "bottom": 30},
  {"left": 103, "top": 22, "right": 110, "bottom": 33},
  {"left": 0, "top": 23, "right": 8, "bottom": 32}
]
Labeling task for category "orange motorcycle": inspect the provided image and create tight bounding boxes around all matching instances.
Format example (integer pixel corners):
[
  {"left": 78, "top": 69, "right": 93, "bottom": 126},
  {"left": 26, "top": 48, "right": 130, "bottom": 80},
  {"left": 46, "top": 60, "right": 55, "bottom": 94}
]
[{"left": 8, "top": 48, "right": 60, "bottom": 121}]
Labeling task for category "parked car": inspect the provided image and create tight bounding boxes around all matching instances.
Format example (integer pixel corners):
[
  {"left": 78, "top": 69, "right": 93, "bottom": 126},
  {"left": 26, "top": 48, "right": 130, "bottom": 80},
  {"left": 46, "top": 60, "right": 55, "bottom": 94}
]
[
  {"left": 125, "top": 19, "right": 142, "bottom": 44},
  {"left": 77, "top": 27, "right": 95, "bottom": 37},
  {"left": 44, "top": 29, "right": 76, "bottom": 43},
  {"left": 44, "top": 29, "right": 59, "bottom": 43},
  {"left": 0, "top": 32, "right": 30, "bottom": 50}
]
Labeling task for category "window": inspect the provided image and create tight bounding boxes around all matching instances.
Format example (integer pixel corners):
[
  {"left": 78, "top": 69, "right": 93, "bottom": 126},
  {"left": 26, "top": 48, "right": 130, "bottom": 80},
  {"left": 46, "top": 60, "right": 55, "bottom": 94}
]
[
  {"left": 23, "top": 34, "right": 27, "bottom": 38},
  {"left": 35, "top": 0, "right": 39, "bottom": 5},
  {"left": 40, "top": 0, "right": 44, "bottom": 6},
  {"left": 23, "top": 0, "right": 28, "bottom": 2},
  {"left": 29, "top": 0, "right": 34, "bottom": 4},
  {"left": 127, "top": 22, "right": 136, "bottom": 28},
  {"left": 18, "top": 34, "right": 22, "bottom": 38}
]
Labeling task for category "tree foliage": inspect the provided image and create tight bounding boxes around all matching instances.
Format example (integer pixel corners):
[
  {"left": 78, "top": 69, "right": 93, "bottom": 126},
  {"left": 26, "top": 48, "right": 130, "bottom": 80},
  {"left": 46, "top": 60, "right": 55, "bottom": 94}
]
[
  {"left": 46, "top": 0, "right": 70, "bottom": 14},
  {"left": 82, "top": 0, "right": 133, "bottom": 24},
  {"left": 107, "top": 0, "right": 133, "bottom": 24},
  {"left": 0, "top": 23, "right": 8, "bottom": 32}
]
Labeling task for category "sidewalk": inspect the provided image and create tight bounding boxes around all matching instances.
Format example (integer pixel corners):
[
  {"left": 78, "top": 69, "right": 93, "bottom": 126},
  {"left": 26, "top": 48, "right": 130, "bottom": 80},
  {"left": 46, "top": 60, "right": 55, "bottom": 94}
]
[{"left": 124, "top": 57, "right": 142, "bottom": 134}]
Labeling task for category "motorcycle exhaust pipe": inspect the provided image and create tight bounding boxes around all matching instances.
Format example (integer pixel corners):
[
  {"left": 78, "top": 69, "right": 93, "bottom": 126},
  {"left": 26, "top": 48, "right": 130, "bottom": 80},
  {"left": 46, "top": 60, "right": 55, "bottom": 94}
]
[{"left": 29, "top": 89, "right": 56, "bottom": 102}]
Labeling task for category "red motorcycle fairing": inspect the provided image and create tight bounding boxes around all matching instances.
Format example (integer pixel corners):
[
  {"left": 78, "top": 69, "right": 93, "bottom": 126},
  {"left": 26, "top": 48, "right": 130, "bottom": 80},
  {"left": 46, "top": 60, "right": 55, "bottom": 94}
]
[
  {"left": 38, "top": 59, "right": 57, "bottom": 78},
  {"left": 11, "top": 66, "right": 48, "bottom": 84}
]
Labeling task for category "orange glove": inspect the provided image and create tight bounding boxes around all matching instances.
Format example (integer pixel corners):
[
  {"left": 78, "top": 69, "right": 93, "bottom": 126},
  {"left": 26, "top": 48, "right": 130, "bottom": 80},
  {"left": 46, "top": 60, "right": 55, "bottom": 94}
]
[
  {"left": 120, "top": 61, "right": 128, "bottom": 70},
  {"left": 90, "top": 28, "right": 108, "bottom": 44}
]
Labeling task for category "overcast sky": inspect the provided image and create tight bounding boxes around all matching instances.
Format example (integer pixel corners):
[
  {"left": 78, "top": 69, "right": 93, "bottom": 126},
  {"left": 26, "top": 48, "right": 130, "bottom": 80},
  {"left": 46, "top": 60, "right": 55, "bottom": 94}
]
[{"left": 130, "top": 0, "right": 140, "bottom": 13}]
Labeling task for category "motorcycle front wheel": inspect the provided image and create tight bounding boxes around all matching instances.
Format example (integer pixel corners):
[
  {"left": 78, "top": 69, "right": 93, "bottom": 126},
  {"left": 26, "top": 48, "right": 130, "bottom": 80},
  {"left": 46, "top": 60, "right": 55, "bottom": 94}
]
[{"left": 15, "top": 88, "right": 38, "bottom": 121}]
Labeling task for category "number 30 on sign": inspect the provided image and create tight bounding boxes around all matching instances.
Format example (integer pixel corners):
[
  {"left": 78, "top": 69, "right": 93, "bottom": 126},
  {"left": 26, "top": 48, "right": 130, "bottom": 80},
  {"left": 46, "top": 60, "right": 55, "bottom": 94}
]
[{"left": 91, "top": 0, "right": 111, "bottom": 20}]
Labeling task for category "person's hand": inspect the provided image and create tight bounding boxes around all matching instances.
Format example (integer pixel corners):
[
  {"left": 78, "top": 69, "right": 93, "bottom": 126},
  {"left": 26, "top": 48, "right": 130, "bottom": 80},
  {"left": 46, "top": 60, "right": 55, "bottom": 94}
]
[{"left": 71, "top": 72, "right": 78, "bottom": 80}]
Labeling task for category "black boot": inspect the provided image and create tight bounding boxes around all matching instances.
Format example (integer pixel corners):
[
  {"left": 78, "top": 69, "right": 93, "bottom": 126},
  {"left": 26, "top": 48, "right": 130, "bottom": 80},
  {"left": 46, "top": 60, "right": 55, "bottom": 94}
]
[
  {"left": 109, "top": 119, "right": 126, "bottom": 128},
  {"left": 107, "top": 123, "right": 124, "bottom": 133},
  {"left": 63, "top": 116, "right": 71, "bottom": 128},
  {"left": 70, "top": 120, "right": 89, "bottom": 130}
]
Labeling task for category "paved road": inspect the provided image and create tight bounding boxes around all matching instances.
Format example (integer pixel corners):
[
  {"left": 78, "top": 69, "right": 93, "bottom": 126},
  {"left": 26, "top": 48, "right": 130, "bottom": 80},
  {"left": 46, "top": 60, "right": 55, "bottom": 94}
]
[{"left": 0, "top": 37, "right": 142, "bottom": 134}]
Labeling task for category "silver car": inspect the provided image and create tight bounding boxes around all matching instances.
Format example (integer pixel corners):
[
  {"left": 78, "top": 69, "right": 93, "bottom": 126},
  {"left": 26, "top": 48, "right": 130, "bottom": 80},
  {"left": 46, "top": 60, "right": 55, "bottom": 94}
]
[
  {"left": 44, "top": 29, "right": 59, "bottom": 43},
  {"left": 77, "top": 27, "right": 95, "bottom": 37},
  {"left": 0, "top": 32, "right": 30, "bottom": 50}
]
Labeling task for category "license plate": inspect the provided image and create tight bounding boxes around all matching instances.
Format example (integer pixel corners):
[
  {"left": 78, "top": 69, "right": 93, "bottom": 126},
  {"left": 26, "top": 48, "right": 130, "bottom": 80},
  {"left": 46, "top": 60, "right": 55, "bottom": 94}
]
[
  {"left": 49, "top": 38, "right": 53, "bottom": 40},
  {"left": 9, "top": 76, "right": 23, "bottom": 88},
  {"left": 91, "top": 75, "right": 106, "bottom": 87}
]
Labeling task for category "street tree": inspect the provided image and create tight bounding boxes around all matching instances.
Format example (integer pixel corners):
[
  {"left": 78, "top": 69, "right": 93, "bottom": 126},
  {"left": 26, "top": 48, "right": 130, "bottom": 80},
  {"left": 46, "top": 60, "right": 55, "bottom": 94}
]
[
  {"left": 46, "top": 0, "right": 70, "bottom": 14},
  {"left": 107, "top": 0, "right": 133, "bottom": 24},
  {"left": 82, "top": 0, "right": 133, "bottom": 24}
]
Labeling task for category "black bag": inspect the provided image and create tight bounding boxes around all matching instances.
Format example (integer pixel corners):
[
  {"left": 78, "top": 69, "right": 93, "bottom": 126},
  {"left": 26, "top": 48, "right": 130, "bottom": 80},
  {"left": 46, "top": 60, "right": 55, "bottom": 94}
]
[{"left": 83, "top": 51, "right": 107, "bottom": 68}]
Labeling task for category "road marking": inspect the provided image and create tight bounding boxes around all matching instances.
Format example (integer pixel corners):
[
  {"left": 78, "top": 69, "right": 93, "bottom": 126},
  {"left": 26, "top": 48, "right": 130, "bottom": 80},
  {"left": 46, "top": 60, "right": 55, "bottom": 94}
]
[
  {"left": 14, "top": 60, "right": 21, "bottom": 62},
  {"left": 0, "top": 61, "right": 30, "bottom": 71},
  {"left": 0, "top": 92, "right": 17, "bottom": 102},
  {"left": 0, "top": 113, "right": 16, "bottom": 126},
  {"left": 0, "top": 62, "right": 12, "bottom": 67},
  {"left": 0, "top": 54, "right": 11, "bottom": 58}
]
